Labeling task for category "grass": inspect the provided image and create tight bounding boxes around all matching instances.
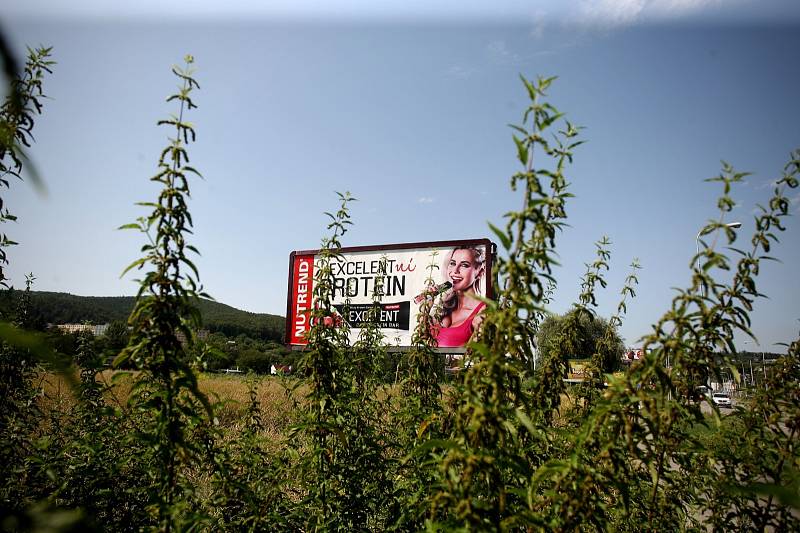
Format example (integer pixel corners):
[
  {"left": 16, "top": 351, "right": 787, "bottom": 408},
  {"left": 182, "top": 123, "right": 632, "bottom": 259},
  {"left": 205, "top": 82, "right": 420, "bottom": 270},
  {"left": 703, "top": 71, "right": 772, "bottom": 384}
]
[
  {"left": 34, "top": 369, "right": 594, "bottom": 452},
  {"left": 37, "top": 370, "right": 304, "bottom": 438}
]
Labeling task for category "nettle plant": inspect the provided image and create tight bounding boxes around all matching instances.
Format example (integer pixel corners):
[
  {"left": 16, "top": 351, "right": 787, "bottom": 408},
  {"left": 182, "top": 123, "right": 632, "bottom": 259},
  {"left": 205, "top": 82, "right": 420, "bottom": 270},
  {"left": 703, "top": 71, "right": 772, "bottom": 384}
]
[
  {"left": 421, "top": 75, "right": 582, "bottom": 529},
  {"left": 565, "top": 239, "right": 639, "bottom": 411},
  {"left": 589, "top": 258, "right": 641, "bottom": 387},
  {"left": 117, "top": 55, "right": 214, "bottom": 531},
  {"left": 0, "top": 47, "right": 55, "bottom": 525},
  {"left": 292, "top": 191, "right": 373, "bottom": 529},
  {"left": 401, "top": 249, "right": 445, "bottom": 409},
  {"left": 0, "top": 46, "right": 53, "bottom": 288},
  {"left": 520, "top": 154, "right": 800, "bottom": 530},
  {"left": 413, "top": 76, "right": 799, "bottom": 531}
]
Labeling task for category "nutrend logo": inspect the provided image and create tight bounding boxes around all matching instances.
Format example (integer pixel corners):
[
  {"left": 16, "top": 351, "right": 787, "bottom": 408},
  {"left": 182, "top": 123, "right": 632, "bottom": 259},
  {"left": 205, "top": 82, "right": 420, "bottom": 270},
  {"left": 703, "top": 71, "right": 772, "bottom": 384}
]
[{"left": 291, "top": 255, "right": 314, "bottom": 344}]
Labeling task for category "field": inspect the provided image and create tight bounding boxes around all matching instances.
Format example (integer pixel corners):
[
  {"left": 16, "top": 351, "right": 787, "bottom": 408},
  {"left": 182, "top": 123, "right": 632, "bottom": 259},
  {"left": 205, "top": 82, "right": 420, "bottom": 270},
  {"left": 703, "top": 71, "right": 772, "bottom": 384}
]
[{"left": 39, "top": 370, "right": 302, "bottom": 436}]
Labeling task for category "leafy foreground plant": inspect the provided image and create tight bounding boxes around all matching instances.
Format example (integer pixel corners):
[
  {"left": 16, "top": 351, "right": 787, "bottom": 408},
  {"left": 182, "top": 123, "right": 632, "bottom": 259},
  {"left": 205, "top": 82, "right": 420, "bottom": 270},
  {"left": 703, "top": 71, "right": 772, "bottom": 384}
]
[
  {"left": 0, "top": 47, "right": 78, "bottom": 531},
  {"left": 116, "top": 55, "right": 214, "bottom": 531},
  {"left": 0, "top": 46, "right": 53, "bottom": 288},
  {"left": 388, "top": 250, "right": 448, "bottom": 531},
  {"left": 287, "top": 192, "right": 395, "bottom": 531},
  {"left": 0, "top": 277, "right": 47, "bottom": 520},
  {"left": 523, "top": 153, "right": 800, "bottom": 531},
  {"left": 0, "top": 48, "right": 56, "bottom": 499},
  {"left": 423, "top": 75, "right": 582, "bottom": 529},
  {"left": 413, "top": 75, "right": 799, "bottom": 532}
]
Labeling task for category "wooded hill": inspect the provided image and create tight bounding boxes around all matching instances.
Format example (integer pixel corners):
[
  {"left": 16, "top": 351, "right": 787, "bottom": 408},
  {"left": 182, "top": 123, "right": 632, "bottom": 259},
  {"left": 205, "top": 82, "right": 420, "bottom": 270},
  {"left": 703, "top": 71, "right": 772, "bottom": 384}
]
[{"left": 0, "top": 290, "right": 285, "bottom": 341}]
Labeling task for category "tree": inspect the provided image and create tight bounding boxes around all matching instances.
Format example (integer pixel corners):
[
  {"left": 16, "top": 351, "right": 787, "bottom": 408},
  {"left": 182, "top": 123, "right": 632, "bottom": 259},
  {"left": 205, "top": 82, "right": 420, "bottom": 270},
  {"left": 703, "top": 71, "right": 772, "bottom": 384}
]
[
  {"left": 236, "top": 347, "right": 272, "bottom": 374},
  {"left": 536, "top": 309, "right": 625, "bottom": 372},
  {"left": 103, "top": 320, "right": 128, "bottom": 351}
]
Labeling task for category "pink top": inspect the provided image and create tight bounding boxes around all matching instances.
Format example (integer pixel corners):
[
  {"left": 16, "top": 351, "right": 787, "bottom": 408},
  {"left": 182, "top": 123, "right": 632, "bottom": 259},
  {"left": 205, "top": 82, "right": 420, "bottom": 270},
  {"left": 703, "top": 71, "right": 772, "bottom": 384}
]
[{"left": 435, "top": 302, "right": 486, "bottom": 347}]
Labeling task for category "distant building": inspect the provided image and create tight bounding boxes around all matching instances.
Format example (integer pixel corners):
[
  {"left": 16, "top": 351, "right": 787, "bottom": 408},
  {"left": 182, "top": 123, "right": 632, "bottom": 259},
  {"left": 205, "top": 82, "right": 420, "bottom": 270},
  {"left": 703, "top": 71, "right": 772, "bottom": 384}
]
[
  {"left": 55, "top": 323, "right": 109, "bottom": 336},
  {"left": 175, "top": 329, "right": 210, "bottom": 345},
  {"left": 271, "top": 364, "right": 292, "bottom": 376},
  {"left": 55, "top": 324, "right": 208, "bottom": 342}
]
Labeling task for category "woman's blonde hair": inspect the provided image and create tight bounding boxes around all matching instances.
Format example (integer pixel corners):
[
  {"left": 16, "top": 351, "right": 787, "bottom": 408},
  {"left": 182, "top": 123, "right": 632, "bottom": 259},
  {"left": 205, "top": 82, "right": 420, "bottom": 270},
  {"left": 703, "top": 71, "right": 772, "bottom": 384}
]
[{"left": 439, "top": 246, "right": 485, "bottom": 321}]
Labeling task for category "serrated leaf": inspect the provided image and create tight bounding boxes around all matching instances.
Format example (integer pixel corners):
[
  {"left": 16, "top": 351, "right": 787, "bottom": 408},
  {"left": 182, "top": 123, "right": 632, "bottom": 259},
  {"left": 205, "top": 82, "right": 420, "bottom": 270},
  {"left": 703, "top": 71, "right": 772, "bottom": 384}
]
[
  {"left": 488, "top": 221, "right": 512, "bottom": 250},
  {"left": 513, "top": 134, "right": 528, "bottom": 166}
]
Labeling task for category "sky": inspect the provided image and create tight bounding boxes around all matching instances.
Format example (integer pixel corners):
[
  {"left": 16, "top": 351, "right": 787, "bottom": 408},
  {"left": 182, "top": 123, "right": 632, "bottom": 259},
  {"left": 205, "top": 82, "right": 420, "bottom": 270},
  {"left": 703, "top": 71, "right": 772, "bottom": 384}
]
[{"left": 3, "top": 0, "right": 800, "bottom": 351}]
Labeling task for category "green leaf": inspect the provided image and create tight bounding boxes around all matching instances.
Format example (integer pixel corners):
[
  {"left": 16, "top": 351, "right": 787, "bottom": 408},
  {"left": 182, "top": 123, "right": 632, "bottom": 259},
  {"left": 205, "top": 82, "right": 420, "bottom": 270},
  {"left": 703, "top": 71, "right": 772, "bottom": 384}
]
[
  {"left": 411, "top": 438, "right": 460, "bottom": 456},
  {"left": 513, "top": 134, "right": 529, "bottom": 166},
  {"left": 120, "top": 257, "right": 147, "bottom": 277},
  {"left": 515, "top": 408, "right": 537, "bottom": 437},
  {"left": 488, "top": 221, "right": 512, "bottom": 250}
]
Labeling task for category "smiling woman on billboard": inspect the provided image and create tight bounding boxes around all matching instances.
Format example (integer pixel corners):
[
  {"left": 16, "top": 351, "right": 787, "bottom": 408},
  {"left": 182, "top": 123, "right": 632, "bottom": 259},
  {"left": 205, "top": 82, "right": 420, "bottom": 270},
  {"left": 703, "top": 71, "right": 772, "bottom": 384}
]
[{"left": 433, "top": 245, "right": 486, "bottom": 347}]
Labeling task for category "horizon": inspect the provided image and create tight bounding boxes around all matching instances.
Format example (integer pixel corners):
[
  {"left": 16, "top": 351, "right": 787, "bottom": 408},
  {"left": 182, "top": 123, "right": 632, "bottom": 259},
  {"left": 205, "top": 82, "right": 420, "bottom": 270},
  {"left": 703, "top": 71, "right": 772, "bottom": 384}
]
[{"left": 13, "top": 289, "right": 794, "bottom": 355}]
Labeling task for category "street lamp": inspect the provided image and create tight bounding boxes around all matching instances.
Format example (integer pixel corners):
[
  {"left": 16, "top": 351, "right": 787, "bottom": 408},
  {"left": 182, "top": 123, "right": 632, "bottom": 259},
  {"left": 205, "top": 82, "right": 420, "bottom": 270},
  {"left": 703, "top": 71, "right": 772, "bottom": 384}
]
[
  {"left": 743, "top": 340, "right": 758, "bottom": 388},
  {"left": 695, "top": 222, "right": 742, "bottom": 298},
  {"left": 695, "top": 221, "right": 742, "bottom": 271}
]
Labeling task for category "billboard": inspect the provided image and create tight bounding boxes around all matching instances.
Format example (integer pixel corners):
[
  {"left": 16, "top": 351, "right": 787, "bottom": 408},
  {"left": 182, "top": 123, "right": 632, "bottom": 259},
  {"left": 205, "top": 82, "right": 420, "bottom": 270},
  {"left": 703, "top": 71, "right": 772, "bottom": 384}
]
[{"left": 285, "top": 239, "right": 495, "bottom": 350}]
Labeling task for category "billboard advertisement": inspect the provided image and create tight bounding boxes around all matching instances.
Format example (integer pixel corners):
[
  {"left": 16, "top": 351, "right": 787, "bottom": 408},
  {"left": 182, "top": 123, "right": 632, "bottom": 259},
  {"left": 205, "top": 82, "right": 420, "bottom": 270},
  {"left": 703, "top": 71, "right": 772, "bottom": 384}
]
[{"left": 285, "top": 239, "right": 495, "bottom": 350}]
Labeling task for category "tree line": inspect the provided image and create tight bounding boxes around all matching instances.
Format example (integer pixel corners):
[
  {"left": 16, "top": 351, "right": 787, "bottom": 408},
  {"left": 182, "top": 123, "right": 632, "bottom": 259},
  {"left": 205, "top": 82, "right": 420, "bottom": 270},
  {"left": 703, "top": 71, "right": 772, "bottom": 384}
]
[{"left": 0, "top": 290, "right": 285, "bottom": 341}]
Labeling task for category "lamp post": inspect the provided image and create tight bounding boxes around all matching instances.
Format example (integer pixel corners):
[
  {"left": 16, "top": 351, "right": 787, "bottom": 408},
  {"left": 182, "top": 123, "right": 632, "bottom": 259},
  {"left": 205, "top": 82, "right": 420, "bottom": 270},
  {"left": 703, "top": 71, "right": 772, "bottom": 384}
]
[
  {"left": 743, "top": 340, "right": 767, "bottom": 390},
  {"left": 695, "top": 222, "right": 742, "bottom": 298},
  {"left": 744, "top": 340, "right": 757, "bottom": 389},
  {"left": 694, "top": 221, "right": 741, "bottom": 395},
  {"left": 695, "top": 221, "right": 742, "bottom": 271}
]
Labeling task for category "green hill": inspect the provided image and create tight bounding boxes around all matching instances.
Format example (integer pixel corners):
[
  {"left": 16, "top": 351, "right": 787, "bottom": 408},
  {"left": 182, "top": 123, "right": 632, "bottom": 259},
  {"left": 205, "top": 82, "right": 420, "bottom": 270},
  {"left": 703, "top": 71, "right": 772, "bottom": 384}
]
[{"left": 0, "top": 290, "right": 285, "bottom": 341}]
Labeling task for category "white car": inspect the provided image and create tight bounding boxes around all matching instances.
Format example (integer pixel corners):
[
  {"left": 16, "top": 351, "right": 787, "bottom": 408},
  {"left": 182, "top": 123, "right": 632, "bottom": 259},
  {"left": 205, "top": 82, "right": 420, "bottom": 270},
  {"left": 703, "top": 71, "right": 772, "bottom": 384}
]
[{"left": 712, "top": 392, "right": 732, "bottom": 408}]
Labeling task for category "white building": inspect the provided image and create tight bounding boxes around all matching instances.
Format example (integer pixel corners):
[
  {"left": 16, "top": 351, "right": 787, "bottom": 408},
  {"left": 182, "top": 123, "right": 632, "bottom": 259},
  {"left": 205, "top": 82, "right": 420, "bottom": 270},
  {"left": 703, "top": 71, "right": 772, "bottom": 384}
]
[{"left": 54, "top": 323, "right": 109, "bottom": 336}]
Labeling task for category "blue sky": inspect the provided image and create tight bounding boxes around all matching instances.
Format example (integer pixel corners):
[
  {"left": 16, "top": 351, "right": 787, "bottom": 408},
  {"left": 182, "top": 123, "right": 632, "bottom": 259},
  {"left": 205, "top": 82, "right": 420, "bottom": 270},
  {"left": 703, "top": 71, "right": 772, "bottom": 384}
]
[{"left": 4, "top": 1, "right": 799, "bottom": 351}]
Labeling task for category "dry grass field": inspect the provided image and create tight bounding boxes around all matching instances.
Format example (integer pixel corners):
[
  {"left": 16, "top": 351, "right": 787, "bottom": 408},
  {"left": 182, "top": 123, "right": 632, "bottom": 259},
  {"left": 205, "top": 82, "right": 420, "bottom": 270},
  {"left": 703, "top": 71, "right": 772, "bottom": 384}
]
[
  {"left": 37, "top": 371, "right": 306, "bottom": 441},
  {"left": 37, "top": 370, "right": 578, "bottom": 438}
]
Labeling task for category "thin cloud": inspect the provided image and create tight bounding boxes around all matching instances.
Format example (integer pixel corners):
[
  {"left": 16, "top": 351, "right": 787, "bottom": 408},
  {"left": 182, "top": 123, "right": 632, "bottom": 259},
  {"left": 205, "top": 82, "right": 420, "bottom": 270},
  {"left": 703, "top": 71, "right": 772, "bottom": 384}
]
[
  {"left": 444, "top": 65, "right": 476, "bottom": 79},
  {"left": 791, "top": 191, "right": 800, "bottom": 213},
  {"left": 530, "top": 21, "right": 546, "bottom": 40},
  {"left": 755, "top": 177, "right": 783, "bottom": 191},
  {"left": 486, "top": 40, "right": 522, "bottom": 66},
  {"left": 577, "top": 0, "right": 645, "bottom": 27},
  {"left": 528, "top": 9, "right": 549, "bottom": 39},
  {"left": 417, "top": 197, "right": 435, "bottom": 204},
  {"left": 575, "top": 0, "right": 722, "bottom": 28},
  {"left": 649, "top": 0, "right": 721, "bottom": 15}
]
